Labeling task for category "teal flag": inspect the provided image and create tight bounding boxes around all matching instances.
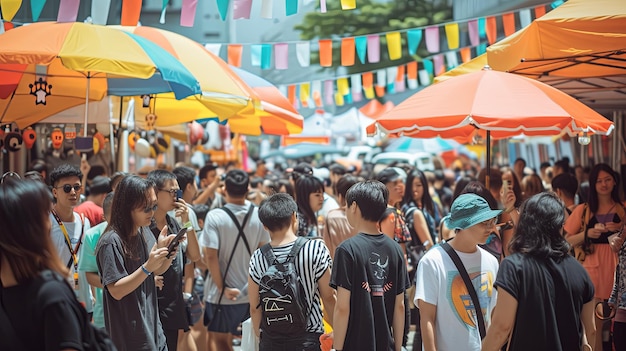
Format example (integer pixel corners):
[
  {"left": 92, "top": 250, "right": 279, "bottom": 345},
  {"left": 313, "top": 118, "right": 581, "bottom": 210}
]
[
  {"left": 217, "top": 0, "right": 229, "bottom": 20},
  {"left": 251, "top": 45, "right": 262, "bottom": 67},
  {"left": 261, "top": 44, "right": 272, "bottom": 69},
  {"left": 31, "top": 0, "right": 46, "bottom": 21},
  {"left": 355, "top": 36, "right": 367, "bottom": 64},
  {"left": 478, "top": 17, "right": 486, "bottom": 39},
  {"left": 477, "top": 43, "right": 487, "bottom": 55},
  {"left": 407, "top": 29, "right": 422, "bottom": 55},
  {"left": 286, "top": 0, "right": 298, "bottom": 15},
  {"left": 422, "top": 59, "right": 434, "bottom": 76}
]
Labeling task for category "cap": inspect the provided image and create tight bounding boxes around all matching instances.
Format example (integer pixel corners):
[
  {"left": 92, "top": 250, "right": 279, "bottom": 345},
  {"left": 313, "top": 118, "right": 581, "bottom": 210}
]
[
  {"left": 376, "top": 167, "right": 406, "bottom": 184},
  {"left": 89, "top": 176, "right": 112, "bottom": 195},
  {"left": 443, "top": 193, "right": 502, "bottom": 230},
  {"left": 293, "top": 162, "right": 314, "bottom": 175}
]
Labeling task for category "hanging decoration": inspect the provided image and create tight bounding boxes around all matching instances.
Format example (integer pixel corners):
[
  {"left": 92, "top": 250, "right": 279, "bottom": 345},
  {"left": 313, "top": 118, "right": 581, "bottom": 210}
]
[
  {"left": 50, "top": 128, "right": 64, "bottom": 149},
  {"left": 29, "top": 77, "right": 52, "bottom": 105},
  {"left": 22, "top": 127, "right": 36, "bottom": 149}
]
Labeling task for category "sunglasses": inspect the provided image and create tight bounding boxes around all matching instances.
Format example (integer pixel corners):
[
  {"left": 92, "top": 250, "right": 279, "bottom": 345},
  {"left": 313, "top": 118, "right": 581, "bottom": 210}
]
[
  {"left": 143, "top": 204, "right": 158, "bottom": 213},
  {"left": 54, "top": 184, "right": 82, "bottom": 193}
]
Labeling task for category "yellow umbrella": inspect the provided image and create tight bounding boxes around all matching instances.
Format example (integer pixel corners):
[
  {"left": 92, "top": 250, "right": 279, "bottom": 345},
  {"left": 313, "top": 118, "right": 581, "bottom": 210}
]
[{"left": 434, "top": 54, "right": 488, "bottom": 84}]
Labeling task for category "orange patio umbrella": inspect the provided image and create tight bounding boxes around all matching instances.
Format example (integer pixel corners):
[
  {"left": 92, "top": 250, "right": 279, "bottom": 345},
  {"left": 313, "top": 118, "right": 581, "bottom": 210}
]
[
  {"left": 487, "top": 0, "right": 626, "bottom": 79},
  {"left": 368, "top": 68, "right": 614, "bottom": 182}
]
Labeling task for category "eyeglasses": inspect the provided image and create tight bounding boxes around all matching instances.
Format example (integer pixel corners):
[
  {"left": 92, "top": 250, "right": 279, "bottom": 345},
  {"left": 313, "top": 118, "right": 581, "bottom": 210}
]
[
  {"left": 480, "top": 218, "right": 497, "bottom": 228},
  {"left": 159, "top": 188, "right": 180, "bottom": 196},
  {"left": 54, "top": 184, "right": 82, "bottom": 193},
  {"left": 143, "top": 204, "right": 158, "bottom": 213}
]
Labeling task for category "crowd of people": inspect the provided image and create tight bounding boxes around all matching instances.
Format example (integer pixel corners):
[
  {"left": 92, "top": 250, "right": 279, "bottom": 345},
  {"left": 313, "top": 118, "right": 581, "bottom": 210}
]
[{"left": 0, "top": 155, "right": 625, "bottom": 351}]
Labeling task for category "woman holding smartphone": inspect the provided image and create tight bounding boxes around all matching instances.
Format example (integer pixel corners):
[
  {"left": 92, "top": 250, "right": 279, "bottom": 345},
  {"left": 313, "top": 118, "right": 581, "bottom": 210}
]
[
  {"left": 147, "top": 170, "right": 202, "bottom": 351},
  {"left": 96, "top": 175, "right": 176, "bottom": 351}
]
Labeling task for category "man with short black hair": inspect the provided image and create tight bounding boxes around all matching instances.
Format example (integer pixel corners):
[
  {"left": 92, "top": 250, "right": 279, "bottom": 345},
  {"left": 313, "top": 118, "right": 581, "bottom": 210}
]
[
  {"left": 200, "top": 169, "right": 270, "bottom": 351},
  {"left": 552, "top": 172, "right": 578, "bottom": 213},
  {"left": 75, "top": 175, "right": 111, "bottom": 225},
  {"left": 331, "top": 180, "right": 408, "bottom": 351},
  {"left": 193, "top": 162, "right": 223, "bottom": 209},
  {"left": 249, "top": 193, "right": 335, "bottom": 350}
]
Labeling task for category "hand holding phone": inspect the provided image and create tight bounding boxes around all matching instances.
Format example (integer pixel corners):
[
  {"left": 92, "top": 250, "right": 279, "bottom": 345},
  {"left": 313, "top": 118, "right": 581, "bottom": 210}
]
[
  {"left": 167, "top": 227, "right": 187, "bottom": 258},
  {"left": 175, "top": 189, "right": 183, "bottom": 202}
]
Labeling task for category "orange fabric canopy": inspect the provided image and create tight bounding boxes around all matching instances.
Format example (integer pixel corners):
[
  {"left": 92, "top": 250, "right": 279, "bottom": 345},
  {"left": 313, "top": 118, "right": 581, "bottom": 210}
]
[
  {"left": 369, "top": 69, "right": 614, "bottom": 142},
  {"left": 487, "top": 0, "right": 626, "bottom": 78}
]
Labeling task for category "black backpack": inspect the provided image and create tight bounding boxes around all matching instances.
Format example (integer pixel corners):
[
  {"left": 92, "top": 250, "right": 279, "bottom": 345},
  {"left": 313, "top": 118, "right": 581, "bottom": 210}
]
[{"left": 258, "top": 237, "right": 309, "bottom": 338}]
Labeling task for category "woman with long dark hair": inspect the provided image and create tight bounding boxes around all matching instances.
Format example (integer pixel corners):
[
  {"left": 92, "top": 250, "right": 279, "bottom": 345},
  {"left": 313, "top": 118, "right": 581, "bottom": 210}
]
[
  {"left": 564, "top": 163, "right": 624, "bottom": 351},
  {"left": 295, "top": 174, "right": 325, "bottom": 237},
  {"left": 0, "top": 177, "right": 84, "bottom": 350},
  {"left": 96, "top": 175, "right": 176, "bottom": 351},
  {"left": 483, "top": 192, "right": 595, "bottom": 350}
]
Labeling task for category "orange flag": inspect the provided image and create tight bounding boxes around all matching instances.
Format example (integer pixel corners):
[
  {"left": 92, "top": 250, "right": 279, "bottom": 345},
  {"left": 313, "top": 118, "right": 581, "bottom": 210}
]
[
  {"left": 362, "top": 72, "right": 374, "bottom": 99},
  {"left": 341, "top": 38, "right": 355, "bottom": 66},
  {"left": 502, "top": 12, "right": 516, "bottom": 37},
  {"left": 396, "top": 65, "right": 405, "bottom": 82},
  {"left": 485, "top": 16, "right": 497, "bottom": 45},
  {"left": 121, "top": 0, "right": 142, "bottom": 26},
  {"left": 319, "top": 39, "right": 333, "bottom": 67},
  {"left": 227, "top": 45, "right": 243, "bottom": 67},
  {"left": 407, "top": 61, "right": 417, "bottom": 80},
  {"left": 459, "top": 47, "right": 472, "bottom": 63},
  {"left": 534, "top": 5, "right": 546, "bottom": 19},
  {"left": 287, "top": 85, "right": 296, "bottom": 105}
]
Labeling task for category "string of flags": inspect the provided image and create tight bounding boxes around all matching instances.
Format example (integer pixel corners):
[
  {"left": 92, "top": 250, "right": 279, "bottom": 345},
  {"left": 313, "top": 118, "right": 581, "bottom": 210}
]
[{"left": 205, "top": 3, "right": 550, "bottom": 71}]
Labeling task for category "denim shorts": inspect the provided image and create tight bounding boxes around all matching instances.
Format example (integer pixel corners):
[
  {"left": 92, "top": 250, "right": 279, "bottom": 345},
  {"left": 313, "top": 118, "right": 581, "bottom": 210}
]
[{"left": 204, "top": 303, "right": 249, "bottom": 334}]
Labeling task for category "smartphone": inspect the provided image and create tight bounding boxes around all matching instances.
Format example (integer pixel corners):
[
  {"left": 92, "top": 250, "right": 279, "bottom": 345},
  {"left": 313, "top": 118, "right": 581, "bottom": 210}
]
[
  {"left": 175, "top": 189, "right": 183, "bottom": 201},
  {"left": 502, "top": 180, "right": 510, "bottom": 191},
  {"left": 167, "top": 227, "right": 187, "bottom": 257}
]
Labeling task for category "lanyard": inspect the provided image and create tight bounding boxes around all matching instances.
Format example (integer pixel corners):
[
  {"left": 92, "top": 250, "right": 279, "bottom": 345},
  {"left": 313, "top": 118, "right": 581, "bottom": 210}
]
[{"left": 51, "top": 209, "right": 83, "bottom": 271}]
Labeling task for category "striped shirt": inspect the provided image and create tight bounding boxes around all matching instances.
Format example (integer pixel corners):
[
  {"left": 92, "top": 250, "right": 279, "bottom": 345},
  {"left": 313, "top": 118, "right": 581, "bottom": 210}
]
[{"left": 249, "top": 238, "right": 332, "bottom": 334}]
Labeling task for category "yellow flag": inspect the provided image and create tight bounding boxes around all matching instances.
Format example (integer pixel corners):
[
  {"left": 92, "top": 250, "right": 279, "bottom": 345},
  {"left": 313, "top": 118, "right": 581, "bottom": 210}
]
[
  {"left": 444, "top": 23, "right": 460, "bottom": 50},
  {"left": 340, "top": 0, "right": 356, "bottom": 10},
  {"left": 337, "top": 78, "right": 350, "bottom": 96},
  {"left": 386, "top": 32, "right": 402, "bottom": 60},
  {"left": 1, "top": 0, "right": 22, "bottom": 21},
  {"left": 334, "top": 92, "right": 345, "bottom": 106}
]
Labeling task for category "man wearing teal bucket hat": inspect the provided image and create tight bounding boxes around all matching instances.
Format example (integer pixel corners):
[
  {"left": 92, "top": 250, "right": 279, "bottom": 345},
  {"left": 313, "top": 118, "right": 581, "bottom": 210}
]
[{"left": 414, "top": 193, "right": 501, "bottom": 351}]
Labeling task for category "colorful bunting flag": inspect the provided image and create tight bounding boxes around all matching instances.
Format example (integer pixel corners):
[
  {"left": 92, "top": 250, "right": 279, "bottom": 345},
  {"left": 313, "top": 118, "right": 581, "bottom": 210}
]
[
  {"left": 233, "top": 0, "right": 252, "bottom": 19},
  {"left": 31, "top": 0, "right": 47, "bottom": 22},
  {"left": 261, "top": 44, "right": 272, "bottom": 69},
  {"left": 261, "top": 0, "right": 273, "bottom": 18},
  {"left": 502, "top": 12, "right": 516, "bottom": 37},
  {"left": 58, "top": 0, "right": 80, "bottom": 23},
  {"left": 407, "top": 29, "right": 422, "bottom": 56},
  {"left": 341, "top": 38, "right": 356, "bottom": 66},
  {"left": 296, "top": 42, "right": 310, "bottom": 67},
  {"left": 459, "top": 47, "right": 472, "bottom": 63},
  {"left": 217, "top": 0, "right": 229, "bottom": 20},
  {"left": 367, "top": 35, "right": 380, "bottom": 63},
  {"left": 324, "top": 80, "right": 334, "bottom": 106},
  {"left": 444, "top": 23, "right": 459, "bottom": 50},
  {"left": 274, "top": 43, "right": 289, "bottom": 69},
  {"left": 351, "top": 75, "right": 362, "bottom": 102},
  {"left": 341, "top": 0, "right": 355, "bottom": 10},
  {"left": 485, "top": 16, "right": 497, "bottom": 45},
  {"left": 319, "top": 39, "right": 333, "bottom": 67},
  {"left": 478, "top": 17, "right": 486, "bottom": 39},
  {"left": 1, "top": 0, "right": 21, "bottom": 22},
  {"left": 519, "top": 8, "right": 532, "bottom": 28},
  {"left": 251, "top": 45, "right": 262, "bottom": 66},
  {"left": 468, "top": 20, "right": 479, "bottom": 46},
  {"left": 362, "top": 72, "right": 374, "bottom": 99},
  {"left": 407, "top": 61, "right": 418, "bottom": 89},
  {"left": 286, "top": 0, "right": 298, "bottom": 16},
  {"left": 355, "top": 36, "right": 367, "bottom": 64},
  {"left": 425, "top": 26, "right": 439, "bottom": 53},
  {"left": 91, "top": 0, "right": 111, "bottom": 25},
  {"left": 228, "top": 44, "right": 243, "bottom": 67},
  {"left": 534, "top": 5, "right": 546, "bottom": 18},
  {"left": 312, "top": 80, "right": 322, "bottom": 107},
  {"left": 385, "top": 32, "right": 402, "bottom": 60}
]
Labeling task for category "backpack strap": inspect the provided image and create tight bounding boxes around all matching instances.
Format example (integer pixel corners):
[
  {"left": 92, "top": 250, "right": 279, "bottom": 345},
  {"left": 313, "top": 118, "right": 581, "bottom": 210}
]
[
  {"left": 260, "top": 237, "right": 308, "bottom": 266},
  {"left": 216, "top": 204, "right": 254, "bottom": 305},
  {"left": 441, "top": 242, "right": 486, "bottom": 339}
]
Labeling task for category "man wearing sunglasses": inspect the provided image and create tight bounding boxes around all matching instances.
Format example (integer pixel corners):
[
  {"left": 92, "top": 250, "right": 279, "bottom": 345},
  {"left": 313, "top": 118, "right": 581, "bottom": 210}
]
[{"left": 48, "top": 163, "right": 92, "bottom": 318}]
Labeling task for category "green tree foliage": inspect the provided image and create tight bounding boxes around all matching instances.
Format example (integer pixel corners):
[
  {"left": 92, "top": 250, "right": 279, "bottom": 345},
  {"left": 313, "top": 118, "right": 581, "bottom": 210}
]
[{"left": 294, "top": 0, "right": 452, "bottom": 73}]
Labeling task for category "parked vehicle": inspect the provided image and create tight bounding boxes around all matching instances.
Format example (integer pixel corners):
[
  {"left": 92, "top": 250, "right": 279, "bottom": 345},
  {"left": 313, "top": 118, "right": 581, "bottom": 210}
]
[{"left": 370, "top": 151, "right": 436, "bottom": 171}]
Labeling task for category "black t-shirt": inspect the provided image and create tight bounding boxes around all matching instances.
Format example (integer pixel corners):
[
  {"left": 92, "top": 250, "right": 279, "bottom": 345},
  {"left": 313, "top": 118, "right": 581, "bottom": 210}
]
[
  {"left": 149, "top": 215, "right": 189, "bottom": 331},
  {"left": 495, "top": 253, "right": 595, "bottom": 351},
  {"left": 0, "top": 274, "right": 83, "bottom": 351},
  {"left": 330, "top": 233, "right": 408, "bottom": 351}
]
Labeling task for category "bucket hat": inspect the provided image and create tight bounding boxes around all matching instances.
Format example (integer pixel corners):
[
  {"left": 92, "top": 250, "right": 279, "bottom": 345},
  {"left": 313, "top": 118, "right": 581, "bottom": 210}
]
[{"left": 444, "top": 193, "right": 502, "bottom": 230}]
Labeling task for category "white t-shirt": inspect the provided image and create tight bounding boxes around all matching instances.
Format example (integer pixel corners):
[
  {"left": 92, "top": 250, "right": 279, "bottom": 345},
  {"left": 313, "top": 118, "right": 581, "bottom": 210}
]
[
  {"left": 414, "top": 245, "right": 499, "bottom": 351},
  {"left": 49, "top": 212, "right": 92, "bottom": 312}
]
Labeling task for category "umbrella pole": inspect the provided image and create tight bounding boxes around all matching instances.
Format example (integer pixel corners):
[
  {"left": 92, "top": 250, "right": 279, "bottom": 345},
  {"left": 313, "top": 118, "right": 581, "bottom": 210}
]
[
  {"left": 486, "top": 130, "right": 491, "bottom": 191},
  {"left": 84, "top": 74, "right": 90, "bottom": 137}
]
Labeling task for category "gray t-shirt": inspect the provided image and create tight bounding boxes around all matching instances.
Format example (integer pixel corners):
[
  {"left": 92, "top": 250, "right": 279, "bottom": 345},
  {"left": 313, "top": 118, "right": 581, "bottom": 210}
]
[
  {"left": 200, "top": 201, "right": 270, "bottom": 305},
  {"left": 96, "top": 227, "right": 166, "bottom": 351}
]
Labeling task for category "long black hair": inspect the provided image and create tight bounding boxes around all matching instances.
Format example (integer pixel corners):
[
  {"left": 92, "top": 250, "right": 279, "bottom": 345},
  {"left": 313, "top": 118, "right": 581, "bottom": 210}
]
[
  {"left": 295, "top": 174, "right": 324, "bottom": 225},
  {"left": 403, "top": 168, "right": 435, "bottom": 217},
  {"left": 509, "top": 192, "right": 570, "bottom": 259},
  {"left": 587, "top": 163, "right": 621, "bottom": 213}
]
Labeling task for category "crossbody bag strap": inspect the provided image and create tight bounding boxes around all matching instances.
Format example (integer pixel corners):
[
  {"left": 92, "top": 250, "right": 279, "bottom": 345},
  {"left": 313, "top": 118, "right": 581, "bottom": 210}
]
[
  {"left": 441, "top": 242, "right": 486, "bottom": 339},
  {"left": 216, "top": 205, "right": 254, "bottom": 305}
]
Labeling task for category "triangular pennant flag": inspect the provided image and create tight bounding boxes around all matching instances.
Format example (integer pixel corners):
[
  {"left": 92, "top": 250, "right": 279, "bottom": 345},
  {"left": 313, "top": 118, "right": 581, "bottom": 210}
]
[
  {"left": 425, "top": 26, "right": 440, "bottom": 53},
  {"left": 274, "top": 43, "right": 289, "bottom": 70},
  {"left": 355, "top": 36, "right": 367, "bottom": 64},
  {"left": 286, "top": 0, "right": 297, "bottom": 16},
  {"left": 1, "top": 0, "right": 22, "bottom": 22},
  {"left": 250, "top": 45, "right": 262, "bottom": 66},
  {"left": 160, "top": 0, "right": 168, "bottom": 24},
  {"left": 485, "top": 16, "right": 497, "bottom": 45},
  {"left": 341, "top": 37, "right": 355, "bottom": 66},
  {"left": 233, "top": 0, "right": 252, "bottom": 19},
  {"left": 502, "top": 12, "right": 515, "bottom": 37},
  {"left": 91, "top": 0, "right": 111, "bottom": 25},
  {"left": 367, "top": 35, "right": 380, "bottom": 63},
  {"left": 341, "top": 0, "right": 355, "bottom": 10},
  {"left": 478, "top": 17, "right": 486, "bottom": 39},
  {"left": 519, "top": 8, "right": 532, "bottom": 28},
  {"left": 31, "top": 0, "right": 47, "bottom": 22},
  {"left": 228, "top": 44, "right": 243, "bottom": 67},
  {"left": 319, "top": 39, "right": 333, "bottom": 67},
  {"left": 444, "top": 23, "right": 459, "bottom": 50},
  {"left": 296, "top": 42, "right": 310, "bottom": 67},
  {"left": 407, "top": 29, "right": 422, "bottom": 55},
  {"left": 217, "top": 0, "right": 229, "bottom": 20},
  {"left": 468, "top": 20, "right": 479, "bottom": 46},
  {"left": 385, "top": 32, "right": 402, "bottom": 60},
  {"left": 58, "top": 0, "right": 80, "bottom": 22},
  {"left": 459, "top": 47, "right": 472, "bottom": 63},
  {"left": 181, "top": 0, "right": 198, "bottom": 26},
  {"left": 261, "top": 44, "right": 272, "bottom": 69},
  {"left": 261, "top": 0, "right": 273, "bottom": 18}
]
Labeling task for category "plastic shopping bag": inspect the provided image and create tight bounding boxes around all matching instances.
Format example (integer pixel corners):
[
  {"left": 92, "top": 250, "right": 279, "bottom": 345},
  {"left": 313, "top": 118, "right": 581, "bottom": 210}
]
[{"left": 241, "top": 318, "right": 259, "bottom": 351}]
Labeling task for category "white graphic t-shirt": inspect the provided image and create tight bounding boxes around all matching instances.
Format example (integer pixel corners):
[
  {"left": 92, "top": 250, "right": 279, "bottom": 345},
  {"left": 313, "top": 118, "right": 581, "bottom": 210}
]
[{"left": 414, "top": 245, "right": 499, "bottom": 351}]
